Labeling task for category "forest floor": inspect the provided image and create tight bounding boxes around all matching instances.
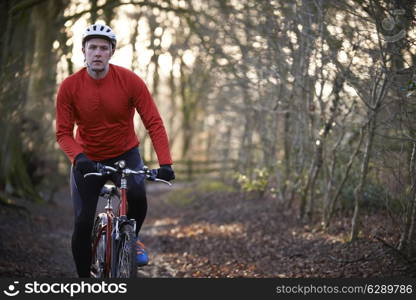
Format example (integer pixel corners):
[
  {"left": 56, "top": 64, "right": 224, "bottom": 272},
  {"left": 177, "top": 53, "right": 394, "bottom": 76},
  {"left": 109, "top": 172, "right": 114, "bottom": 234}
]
[{"left": 0, "top": 180, "right": 415, "bottom": 278}]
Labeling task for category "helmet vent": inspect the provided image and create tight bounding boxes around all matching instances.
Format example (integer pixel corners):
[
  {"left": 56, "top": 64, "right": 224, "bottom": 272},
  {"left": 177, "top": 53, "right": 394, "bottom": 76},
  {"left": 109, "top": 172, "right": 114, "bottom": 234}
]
[{"left": 93, "top": 25, "right": 97, "bottom": 30}]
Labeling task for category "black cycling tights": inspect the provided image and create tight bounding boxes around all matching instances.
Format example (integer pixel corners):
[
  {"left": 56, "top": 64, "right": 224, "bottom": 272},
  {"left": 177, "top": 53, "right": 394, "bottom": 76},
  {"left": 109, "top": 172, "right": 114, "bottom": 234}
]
[{"left": 70, "top": 147, "right": 147, "bottom": 277}]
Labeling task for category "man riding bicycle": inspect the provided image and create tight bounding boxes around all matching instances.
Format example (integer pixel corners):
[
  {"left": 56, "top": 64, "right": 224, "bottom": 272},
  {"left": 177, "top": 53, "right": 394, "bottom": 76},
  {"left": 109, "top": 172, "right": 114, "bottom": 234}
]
[{"left": 55, "top": 23, "right": 175, "bottom": 277}]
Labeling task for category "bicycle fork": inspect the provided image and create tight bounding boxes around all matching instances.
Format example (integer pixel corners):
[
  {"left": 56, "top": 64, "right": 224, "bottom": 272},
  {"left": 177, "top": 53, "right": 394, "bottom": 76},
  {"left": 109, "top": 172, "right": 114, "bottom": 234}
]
[
  {"left": 119, "top": 175, "right": 127, "bottom": 217},
  {"left": 118, "top": 175, "right": 136, "bottom": 233}
]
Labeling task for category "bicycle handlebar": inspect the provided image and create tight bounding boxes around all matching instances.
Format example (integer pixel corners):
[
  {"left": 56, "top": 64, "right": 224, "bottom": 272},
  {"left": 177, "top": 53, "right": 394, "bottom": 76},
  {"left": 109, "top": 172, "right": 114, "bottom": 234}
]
[{"left": 83, "top": 163, "right": 172, "bottom": 186}]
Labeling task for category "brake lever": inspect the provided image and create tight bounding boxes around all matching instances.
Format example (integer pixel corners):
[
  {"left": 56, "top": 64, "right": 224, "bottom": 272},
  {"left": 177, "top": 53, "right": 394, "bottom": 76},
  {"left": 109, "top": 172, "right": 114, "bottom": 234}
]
[
  {"left": 101, "top": 165, "right": 117, "bottom": 172},
  {"left": 84, "top": 172, "right": 103, "bottom": 178},
  {"left": 145, "top": 169, "right": 172, "bottom": 186},
  {"left": 154, "top": 178, "right": 172, "bottom": 186}
]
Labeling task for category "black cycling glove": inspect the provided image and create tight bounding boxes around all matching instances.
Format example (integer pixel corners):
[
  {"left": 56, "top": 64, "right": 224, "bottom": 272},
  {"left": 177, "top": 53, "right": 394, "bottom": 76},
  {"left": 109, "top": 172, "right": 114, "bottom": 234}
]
[
  {"left": 74, "top": 153, "right": 97, "bottom": 175},
  {"left": 157, "top": 164, "right": 175, "bottom": 181}
]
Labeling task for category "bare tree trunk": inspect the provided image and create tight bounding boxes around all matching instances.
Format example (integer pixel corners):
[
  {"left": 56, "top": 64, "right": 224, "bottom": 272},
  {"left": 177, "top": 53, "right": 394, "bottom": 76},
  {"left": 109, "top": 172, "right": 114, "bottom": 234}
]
[
  {"left": 103, "top": 0, "right": 118, "bottom": 25},
  {"left": 350, "top": 64, "right": 391, "bottom": 241},
  {"left": 350, "top": 114, "right": 376, "bottom": 241},
  {"left": 406, "top": 184, "right": 416, "bottom": 257},
  {"left": 179, "top": 58, "right": 194, "bottom": 161},
  {"left": 168, "top": 66, "right": 178, "bottom": 149},
  {"left": 26, "top": 0, "right": 66, "bottom": 161},
  {"left": 323, "top": 128, "right": 364, "bottom": 228},
  {"left": 130, "top": 15, "right": 140, "bottom": 72},
  {"left": 90, "top": 0, "right": 98, "bottom": 23},
  {"left": 281, "top": 111, "right": 291, "bottom": 200},
  {"left": 237, "top": 87, "right": 255, "bottom": 174},
  {"left": 300, "top": 75, "right": 344, "bottom": 220},
  {"left": 0, "top": 0, "right": 68, "bottom": 203},
  {"left": 398, "top": 142, "right": 416, "bottom": 255},
  {"left": 220, "top": 126, "right": 232, "bottom": 181}
]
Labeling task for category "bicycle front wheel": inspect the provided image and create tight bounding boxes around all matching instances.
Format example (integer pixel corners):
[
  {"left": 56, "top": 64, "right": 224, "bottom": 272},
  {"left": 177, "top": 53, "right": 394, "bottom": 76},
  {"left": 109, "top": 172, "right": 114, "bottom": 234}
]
[
  {"left": 90, "top": 215, "right": 107, "bottom": 278},
  {"left": 113, "top": 223, "right": 137, "bottom": 278}
]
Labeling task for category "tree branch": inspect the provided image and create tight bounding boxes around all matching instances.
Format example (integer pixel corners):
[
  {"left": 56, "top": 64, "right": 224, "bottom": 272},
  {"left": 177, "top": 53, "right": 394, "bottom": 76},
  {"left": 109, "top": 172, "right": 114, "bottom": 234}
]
[
  {"left": 10, "top": 0, "right": 48, "bottom": 15},
  {"left": 60, "top": 0, "right": 191, "bottom": 24}
]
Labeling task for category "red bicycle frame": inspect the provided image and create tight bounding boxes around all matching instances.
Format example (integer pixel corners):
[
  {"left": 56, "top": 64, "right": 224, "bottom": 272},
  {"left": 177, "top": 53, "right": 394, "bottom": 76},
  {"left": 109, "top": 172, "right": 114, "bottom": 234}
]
[
  {"left": 88, "top": 162, "right": 170, "bottom": 277},
  {"left": 90, "top": 171, "right": 129, "bottom": 277}
]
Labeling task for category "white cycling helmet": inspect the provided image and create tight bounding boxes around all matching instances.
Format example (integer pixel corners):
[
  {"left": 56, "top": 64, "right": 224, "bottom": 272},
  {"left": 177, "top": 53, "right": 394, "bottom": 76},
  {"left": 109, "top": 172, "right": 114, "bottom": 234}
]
[{"left": 82, "top": 23, "right": 117, "bottom": 49}]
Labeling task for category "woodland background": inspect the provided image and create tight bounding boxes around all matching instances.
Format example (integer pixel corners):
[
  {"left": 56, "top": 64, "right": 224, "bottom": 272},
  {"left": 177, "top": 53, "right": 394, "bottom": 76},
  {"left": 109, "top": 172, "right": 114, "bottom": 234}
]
[{"left": 1, "top": 0, "right": 416, "bottom": 276}]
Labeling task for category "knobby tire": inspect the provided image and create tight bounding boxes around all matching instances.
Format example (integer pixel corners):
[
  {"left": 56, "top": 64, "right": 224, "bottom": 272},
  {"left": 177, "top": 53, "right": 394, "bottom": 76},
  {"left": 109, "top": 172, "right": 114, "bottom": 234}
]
[
  {"left": 90, "top": 216, "right": 107, "bottom": 278},
  {"left": 113, "top": 223, "right": 137, "bottom": 278}
]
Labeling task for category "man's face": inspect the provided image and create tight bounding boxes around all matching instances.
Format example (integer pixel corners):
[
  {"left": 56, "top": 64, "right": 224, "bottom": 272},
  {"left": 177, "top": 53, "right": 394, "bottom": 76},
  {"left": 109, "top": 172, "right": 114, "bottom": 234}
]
[{"left": 82, "top": 38, "right": 114, "bottom": 72}]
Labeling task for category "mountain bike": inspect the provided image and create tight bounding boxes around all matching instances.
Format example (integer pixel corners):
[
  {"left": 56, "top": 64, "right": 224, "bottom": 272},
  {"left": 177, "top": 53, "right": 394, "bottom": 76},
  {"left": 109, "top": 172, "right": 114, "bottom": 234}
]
[{"left": 86, "top": 160, "right": 171, "bottom": 278}]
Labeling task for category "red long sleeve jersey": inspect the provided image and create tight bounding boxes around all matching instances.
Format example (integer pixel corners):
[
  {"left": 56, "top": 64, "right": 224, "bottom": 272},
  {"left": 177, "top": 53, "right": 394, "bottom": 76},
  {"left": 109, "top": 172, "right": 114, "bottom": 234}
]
[{"left": 55, "top": 64, "right": 173, "bottom": 165}]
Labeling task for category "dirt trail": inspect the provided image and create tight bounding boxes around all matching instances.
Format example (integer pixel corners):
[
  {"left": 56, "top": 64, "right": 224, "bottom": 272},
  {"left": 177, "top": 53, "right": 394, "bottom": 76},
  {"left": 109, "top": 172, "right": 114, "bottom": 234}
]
[
  {"left": 0, "top": 187, "right": 76, "bottom": 277},
  {"left": 0, "top": 181, "right": 414, "bottom": 278},
  {"left": 136, "top": 183, "right": 182, "bottom": 278},
  {"left": 0, "top": 183, "right": 180, "bottom": 278}
]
